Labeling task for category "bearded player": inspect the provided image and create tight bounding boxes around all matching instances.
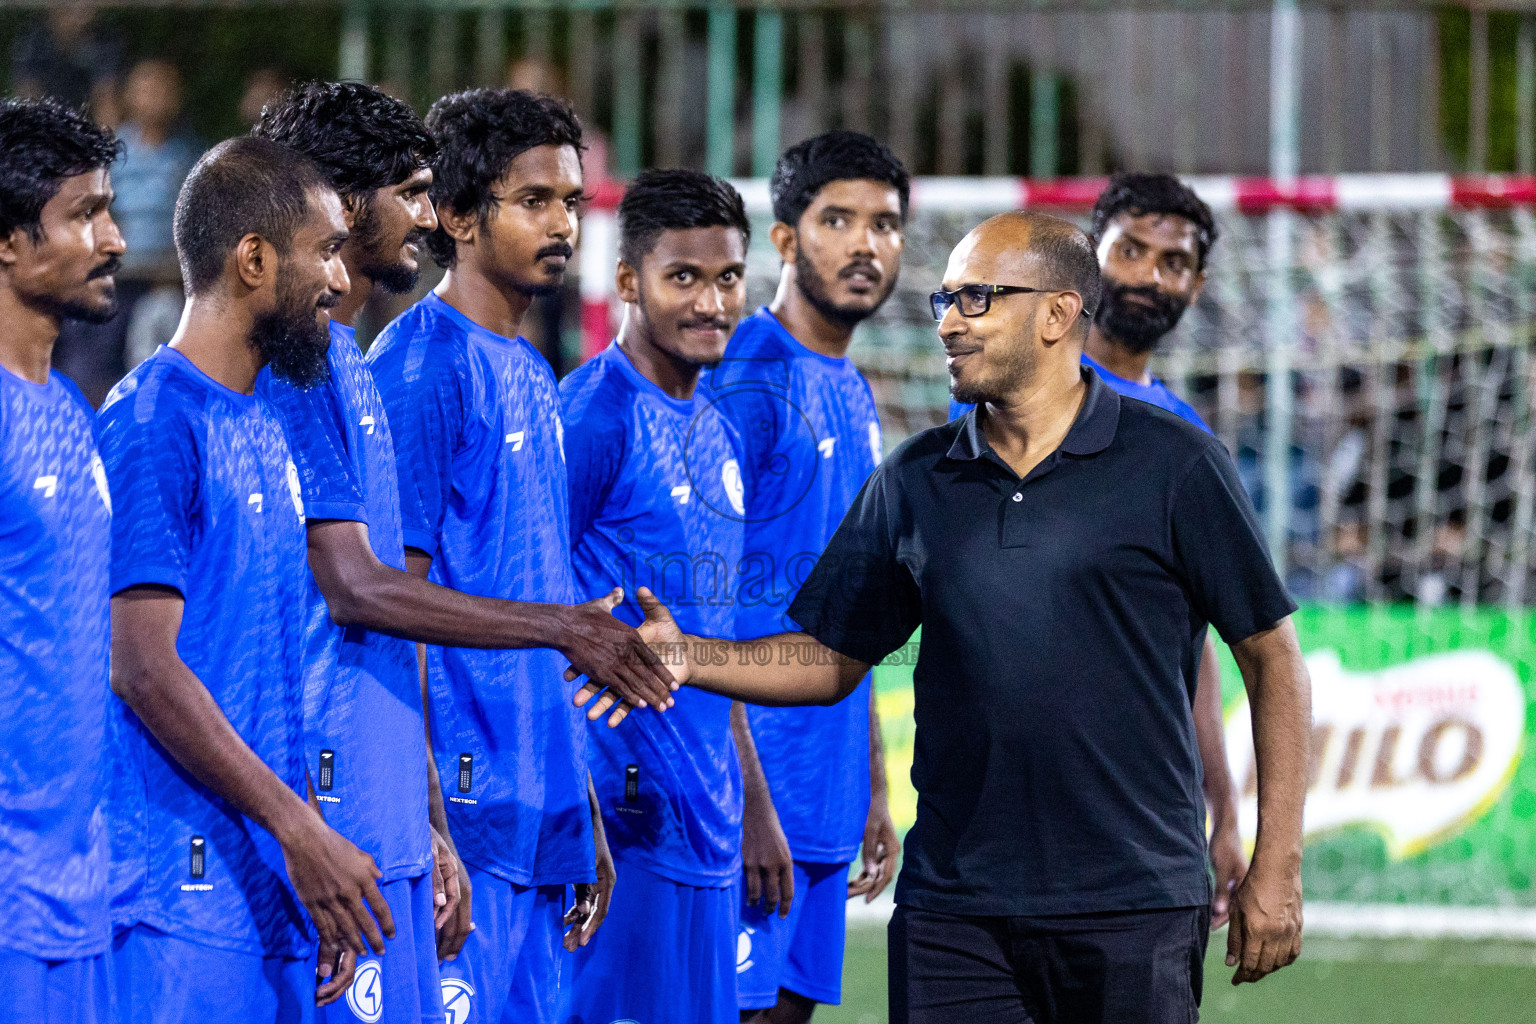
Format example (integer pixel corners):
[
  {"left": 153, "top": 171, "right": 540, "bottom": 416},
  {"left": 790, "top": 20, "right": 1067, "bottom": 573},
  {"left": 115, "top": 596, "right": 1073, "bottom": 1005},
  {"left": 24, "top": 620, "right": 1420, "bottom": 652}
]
[
  {"left": 952, "top": 172, "right": 1247, "bottom": 929},
  {"left": 0, "top": 97, "right": 122, "bottom": 1024},
  {"left": 706, "top": 131, "right": 906, "bottom": 1023}
]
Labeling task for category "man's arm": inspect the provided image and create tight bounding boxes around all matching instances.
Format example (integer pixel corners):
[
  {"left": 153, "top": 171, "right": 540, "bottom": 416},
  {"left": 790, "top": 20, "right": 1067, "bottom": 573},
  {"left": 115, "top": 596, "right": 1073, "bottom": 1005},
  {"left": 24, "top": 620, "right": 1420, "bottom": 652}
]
[
  {"left": 110, "top": 588, "right": 393, "bottom": 975},
  {"left": 733, "top": 701, "right": 794, "bottom": 918},
  {"left": 305, "top": 521, "right": 676, "bottom": 713},
  {"left": 575, "top": 590, "right": 870, "bottom": 718},
  {"left": 1224, "top": 617, "right": 1310, "bottom": 985},
  {"left": 1196, "top": 632, "right": 1247, "bottom": 930},
  {"left": 848, "top": 689, "right": 900, "bottom": 902},
  {"left": 564, "top": 775, "right": 615, "bottom": 950}
]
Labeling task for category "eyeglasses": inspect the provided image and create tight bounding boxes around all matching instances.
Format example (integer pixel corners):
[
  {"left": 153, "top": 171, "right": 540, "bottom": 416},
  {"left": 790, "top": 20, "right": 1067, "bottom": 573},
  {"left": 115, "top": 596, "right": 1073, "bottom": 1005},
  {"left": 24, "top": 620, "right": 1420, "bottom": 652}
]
[{"left": 929, "top": 284, "right": 1050, "bottom": 321}]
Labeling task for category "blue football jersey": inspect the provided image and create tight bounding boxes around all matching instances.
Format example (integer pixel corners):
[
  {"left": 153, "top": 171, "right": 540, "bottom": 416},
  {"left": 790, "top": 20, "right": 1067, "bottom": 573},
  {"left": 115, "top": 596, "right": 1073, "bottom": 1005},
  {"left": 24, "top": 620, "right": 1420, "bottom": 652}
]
[
  {"left": 949, "top": 352, "right": 1212, "bottom": 432},
  {"left": 0, "top": 368, "right": 112, "bottom": 960},
  {"left": 257, "top": 321, "right": 431, "bottom": 884},
  {"left": 98, "top": 346, "right": 311, "bottom": 958},
  {"left": 367, "top": 292, "right": 593, "bottom": 887},
  {"left": 562, "top": 341, "right": 746, "bottom": 887},
  {"left": 707, "top": 308, "right": 877, "bottom": 863}
]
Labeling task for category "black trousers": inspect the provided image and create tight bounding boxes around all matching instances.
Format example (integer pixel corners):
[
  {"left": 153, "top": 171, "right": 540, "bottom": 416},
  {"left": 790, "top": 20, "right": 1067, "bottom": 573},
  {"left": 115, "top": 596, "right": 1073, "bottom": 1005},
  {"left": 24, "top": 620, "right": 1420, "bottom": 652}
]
[{"left": 889, "top": 903, "right": 1211, "bottom": 1024}]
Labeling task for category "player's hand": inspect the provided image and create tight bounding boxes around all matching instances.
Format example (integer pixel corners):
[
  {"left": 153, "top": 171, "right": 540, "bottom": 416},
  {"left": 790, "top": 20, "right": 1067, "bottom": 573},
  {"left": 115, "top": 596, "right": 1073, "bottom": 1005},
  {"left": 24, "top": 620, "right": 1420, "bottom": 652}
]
[
  {"left": 574, "top": 588, "right": 691, "bottom": 726},
  {"left": 565, "top": 830, "right": 616, "bottom": 950},
  {"left": 1226, "top": 858, "right": 1302, "bottom": 984},
  {"left": 434, "top": 836, "right": 474, "bottom": 962},
  {"left": 278, "top": 804, "right": 394, "bottom": 958},
  {"left": 848, "top": 795, "right": 900, "bottom": 903},
  {"left": 742, "top": 781, "right": 794, "bottom": 919},
  {"left": 558, "top": 588, "right": 677, "bottom": 721},
  {"left": 314, "top": 944, "right": 355, "bottom": 1006},
  {"left": 1209, "top": 819, "right": 1249, "bottom": 931},
  {"left": 430, "top": 826, "right": 460, "bottom": 931}
]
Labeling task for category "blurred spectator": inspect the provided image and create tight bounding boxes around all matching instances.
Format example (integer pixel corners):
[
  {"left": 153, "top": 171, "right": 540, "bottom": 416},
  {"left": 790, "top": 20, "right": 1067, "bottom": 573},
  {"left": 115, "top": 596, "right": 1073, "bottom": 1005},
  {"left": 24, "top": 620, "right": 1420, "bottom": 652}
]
[
  {"left": 11, "top": 6, "right": 123, "bottom": 123},
  {"left": 55, "top": 58, "right": 199, "bottom": 402},
  {"left": 239, "top": 66, "right": 290, "bottom": 126}
]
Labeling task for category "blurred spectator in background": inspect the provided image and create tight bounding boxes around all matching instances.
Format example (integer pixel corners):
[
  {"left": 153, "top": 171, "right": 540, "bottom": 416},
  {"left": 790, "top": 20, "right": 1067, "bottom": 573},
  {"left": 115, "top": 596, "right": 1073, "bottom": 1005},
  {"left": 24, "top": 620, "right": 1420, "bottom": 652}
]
[
  {"left": 53, "top": 58, "right": 199, "bottom": 400},
  {"left": 11, "top": 6, "right": 123, "bottom": 124},
  {"left": 239, "top": 66, "right": 290, "bottom": 126}
]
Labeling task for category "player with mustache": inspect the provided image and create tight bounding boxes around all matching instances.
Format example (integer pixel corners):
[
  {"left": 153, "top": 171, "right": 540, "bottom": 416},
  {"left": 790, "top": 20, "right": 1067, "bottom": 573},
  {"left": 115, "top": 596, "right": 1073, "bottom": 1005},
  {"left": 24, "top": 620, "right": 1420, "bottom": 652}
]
[
  {"left": 706, "top": 132, "right": 908, "bottom": 1024},
  {"left": 950, "top": 172, "right": 1246, "bottom": 932}
]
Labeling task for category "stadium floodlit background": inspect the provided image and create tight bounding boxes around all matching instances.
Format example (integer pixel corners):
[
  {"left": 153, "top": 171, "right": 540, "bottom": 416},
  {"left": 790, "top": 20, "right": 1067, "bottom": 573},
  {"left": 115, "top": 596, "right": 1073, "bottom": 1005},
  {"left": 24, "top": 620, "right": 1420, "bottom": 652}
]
[{"left": 13, "top": 0, "right": 1536, "bottom": 1019}]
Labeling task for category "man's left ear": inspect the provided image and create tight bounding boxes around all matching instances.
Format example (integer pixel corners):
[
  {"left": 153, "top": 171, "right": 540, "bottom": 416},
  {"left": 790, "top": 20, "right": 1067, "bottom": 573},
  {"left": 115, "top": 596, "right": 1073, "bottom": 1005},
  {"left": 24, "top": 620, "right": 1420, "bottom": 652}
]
[
  {"left": 1042, "top": 290, "right": 1086, "bottom": 346},
  {"left": 0, "top": 228, "right": 18, "bottom": 269}
]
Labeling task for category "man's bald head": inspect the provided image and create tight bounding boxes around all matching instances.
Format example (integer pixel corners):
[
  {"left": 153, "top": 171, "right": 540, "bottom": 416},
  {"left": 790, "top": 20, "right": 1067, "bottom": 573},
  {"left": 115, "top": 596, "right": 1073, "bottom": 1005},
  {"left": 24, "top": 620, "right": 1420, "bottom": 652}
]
[{"left": 953, "top": 211, "right": 1101, "bottom": 339}]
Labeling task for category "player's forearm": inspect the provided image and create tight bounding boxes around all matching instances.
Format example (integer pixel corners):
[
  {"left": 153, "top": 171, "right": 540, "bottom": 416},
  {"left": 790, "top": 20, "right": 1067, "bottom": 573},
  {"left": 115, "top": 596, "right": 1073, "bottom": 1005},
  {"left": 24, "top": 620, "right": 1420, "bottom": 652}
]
[
  {"left": 1195, "top": 634, "right": 1239, "bottom": 834},
  {"left": 1231, "top": 618, "right": 1311, "bottom": 874},
  {"left": 731, "top": 701, "right": 774, "bottom": 802},
  {"left": 681, "top": 633, "right": 869, "bottom": 706},
  {"left": 867, "top": 687, "right": 890, "bottom": 800},
  {"left": 417, "top": 642, "right": 453, "bottom": 841},
  {"left": 110, "top": 592, "right": 313, "bottom": 844}
]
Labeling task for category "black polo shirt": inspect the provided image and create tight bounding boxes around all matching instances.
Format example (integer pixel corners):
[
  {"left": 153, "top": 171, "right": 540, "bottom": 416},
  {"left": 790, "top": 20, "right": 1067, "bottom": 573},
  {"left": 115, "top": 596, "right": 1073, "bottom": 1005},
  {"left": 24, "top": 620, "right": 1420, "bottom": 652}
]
[{"left": 787, "top": 369, "right": 1296, "bottom": 918}]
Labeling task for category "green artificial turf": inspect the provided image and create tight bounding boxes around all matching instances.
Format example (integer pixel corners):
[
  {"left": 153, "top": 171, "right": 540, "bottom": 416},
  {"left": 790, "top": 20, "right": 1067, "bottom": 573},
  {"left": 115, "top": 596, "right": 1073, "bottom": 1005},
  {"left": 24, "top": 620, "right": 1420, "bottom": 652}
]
[{"left": 820, "top": 926, "right": 1536, "bottom": 1024}]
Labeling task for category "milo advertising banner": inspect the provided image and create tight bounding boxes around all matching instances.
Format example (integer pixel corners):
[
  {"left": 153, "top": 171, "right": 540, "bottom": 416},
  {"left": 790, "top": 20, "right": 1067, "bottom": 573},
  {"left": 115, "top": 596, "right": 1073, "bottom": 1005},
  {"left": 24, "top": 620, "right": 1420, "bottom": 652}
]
[{"left": 871, "top": 605, "right": 1536, "bottom": 931}]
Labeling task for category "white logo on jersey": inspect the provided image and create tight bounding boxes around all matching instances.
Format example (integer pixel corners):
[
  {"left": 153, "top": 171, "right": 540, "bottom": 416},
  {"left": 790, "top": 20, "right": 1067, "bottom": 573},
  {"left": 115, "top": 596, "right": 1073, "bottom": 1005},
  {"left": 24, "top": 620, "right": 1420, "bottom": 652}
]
[
  {"left": 248, "top": 492, "right": 263, "bottom": 513},
  {"left": 360, "top": 415, "right": 375, "bottom": 436},
  {"left": 553, "top": 413, "right": 565, "bottom": 462},
  {"left": 868, "top": 421, "right": 883, "bottom": 465},
  {"left": 32, "top": 474, "right": 57, "bottom": 498},
  {"left": 722, "top": 459, "right": 745, "bottom": 516},
  {"left": 90, "top": 454, "right": 111, "bottom": 513},
  {"left": 505, "top": 430, "right": 525, "bottom": 451},
  {"left": 736, "top": 925, "right": 756, "bottom": 973},
  {"left": 440, "top": 978, "right": 475, "bottom": 1024},
  {"left": 670, "top": 484, "right": 692, "bottom": 505},
  {"left": 286, "top": 460, "right": 305, "bottom": 521},
  {"left": 817, "top": 437, "right": 837, "bottom": 460},
  {"left": 345, "top": 959, "right": 384, "bottom": 1023}
]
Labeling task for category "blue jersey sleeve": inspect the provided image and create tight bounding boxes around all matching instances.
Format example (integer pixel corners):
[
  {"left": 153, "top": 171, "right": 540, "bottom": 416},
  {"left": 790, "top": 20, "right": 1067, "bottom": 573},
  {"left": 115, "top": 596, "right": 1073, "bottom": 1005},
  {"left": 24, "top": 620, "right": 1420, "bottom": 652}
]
[
  {"left": 261, "top": 374, "right": 365, "bottom": 524},
  {"left": 99, "top": 394, "right": 201, "bottom": 597},
  {"left": 561, "top": 383, "right": 627, "bottom": 548},
  {"left": 371, "top": 345, "right": 465, "bottom": 557}
]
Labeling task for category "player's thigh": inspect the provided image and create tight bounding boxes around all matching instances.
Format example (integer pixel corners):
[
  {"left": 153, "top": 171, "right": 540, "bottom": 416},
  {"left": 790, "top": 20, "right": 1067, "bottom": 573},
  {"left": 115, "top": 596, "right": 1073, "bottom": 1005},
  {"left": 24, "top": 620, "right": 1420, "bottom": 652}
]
[
  {"left": 779, "top": 861, "right": 851, "bottom": 1007},
  {"left": 321, "top": 874, "right": 444, "bottom": 1024},
  {"left": 0, "top": 946, "right": 111, "bottom": 1024},
  {"left": 1023, "top": 906, "right": 1208, "bottom": 1024},
  {"left": 736, "top": 861, "right": 811, "bottom": 1010},
  {"left": 436, "top": 866, "right": 526, "bottom": 1024},
  {"left": 888, "top": 906, "right": 1034, "bottom": 1024},
  {"left": 110, "top": 924, "right": 312, "bottom": 1024}
]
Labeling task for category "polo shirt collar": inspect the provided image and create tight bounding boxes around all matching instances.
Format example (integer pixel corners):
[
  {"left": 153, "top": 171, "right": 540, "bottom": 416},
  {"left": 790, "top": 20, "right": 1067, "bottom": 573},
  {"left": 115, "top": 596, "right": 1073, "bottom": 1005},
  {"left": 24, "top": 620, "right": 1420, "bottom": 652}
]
[{"left": 947, "top": 367, "right": 1121, "bottom": 462}]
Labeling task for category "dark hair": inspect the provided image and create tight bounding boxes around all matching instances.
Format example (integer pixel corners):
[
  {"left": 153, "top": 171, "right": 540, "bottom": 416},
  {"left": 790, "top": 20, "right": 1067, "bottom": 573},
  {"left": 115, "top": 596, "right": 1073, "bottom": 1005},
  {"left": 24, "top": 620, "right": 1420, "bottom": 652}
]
[
  {"left": 424, "top": 88, "right": 584, "bottom": 268},
  {"left": 770, "top": 130, "right": 910, "bottom": 228},
  {"left": 1030, "top": 214, "right": 1102, "bottom": 333},
  {"left": 252, "top": 81, "right": 436, "bottom": 202},
  {"left": 173, "top": 136, "right": 333, "bottom": 295},
  {"left": 0, "top": 97, "right": 121, "bottom": 242},
  {"left": 617, "top": 168, "right": 750, "bottom": 269},
  {"left": 1091, "top": 172, "right": 1218, "bottom": 270}
]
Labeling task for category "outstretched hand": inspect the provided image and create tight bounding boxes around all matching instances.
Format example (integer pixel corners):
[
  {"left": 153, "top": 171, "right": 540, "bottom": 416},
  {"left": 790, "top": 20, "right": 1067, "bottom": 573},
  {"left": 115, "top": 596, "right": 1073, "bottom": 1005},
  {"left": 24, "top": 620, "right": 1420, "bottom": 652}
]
[
  {"left": 573, "top": 588, "right": 691, "bottom": 726},
  {"left": 562, "top": 588, "right": 678, "bottom": 727}
]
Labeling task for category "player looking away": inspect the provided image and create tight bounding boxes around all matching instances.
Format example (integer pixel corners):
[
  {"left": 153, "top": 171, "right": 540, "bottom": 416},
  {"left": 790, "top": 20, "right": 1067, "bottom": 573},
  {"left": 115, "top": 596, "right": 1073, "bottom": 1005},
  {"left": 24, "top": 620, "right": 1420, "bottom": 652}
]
[
  {"left": 562, "top": 169, "right": 753, "bottom": 1024},
  {"left": 98, "top": 136, "right": 383, "bottom": 1019},
  {"left": 253, "top": 83, "right": 673, "bottom": 1021},
  {"left": 0, "top": 97, "right": 122, "bottom": 1024},
  {"left": 622, "top": 213, "right": 1310, "bottom": 1018},
  {"left": 368, "top": 89, "right": 657, "bottom": 1024},
  {"left": 709, "top": 131, "right": 907, "bottom": 1024},
  {"left": 952, "top": 172, "right": 1246, "bottom": 928}
]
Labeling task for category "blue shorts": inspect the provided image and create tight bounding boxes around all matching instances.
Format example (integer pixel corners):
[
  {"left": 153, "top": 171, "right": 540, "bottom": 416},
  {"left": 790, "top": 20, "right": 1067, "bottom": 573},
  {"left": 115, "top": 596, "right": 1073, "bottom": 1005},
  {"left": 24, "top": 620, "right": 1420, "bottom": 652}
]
[
  {"left": 436, "top": 865, "right": 567, "bottom": 1024},
  {"left": 0, "top": 946, "right": 111, "bottom": 1024},
  {"left": 111, "top": 923, "right": 313, "bottom": 1024},
  {"left": 321, "top": 873, "right": 444, "bottom": 1024},
  {"left": 570, "top": 854, "right": 737, "bottom": 1024},
  {"left": 737, "top": 860, "right": 849, "bottom": 1009}
]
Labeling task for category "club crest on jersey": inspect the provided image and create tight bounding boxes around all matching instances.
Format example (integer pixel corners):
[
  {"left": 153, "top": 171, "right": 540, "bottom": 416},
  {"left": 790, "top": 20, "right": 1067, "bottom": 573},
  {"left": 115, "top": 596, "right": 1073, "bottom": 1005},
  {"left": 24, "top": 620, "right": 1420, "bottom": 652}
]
[
  {"left": 736, "top": 925, "right": 755, "bottom": 973},
  {"left": 440, "top": 978, "right": 474, "bottom": 1024},
  {"left": 346, "top": 959, "right": 384, "bottom": 1023},
  {"left": 722, "top": 459, "right": 745, "bottom": 516},
  {"left": 90, "top": 453, "right": 112, "bottom": 512},
  {"left": 286, "top": 459, "right": 305, "bottom": 521}
]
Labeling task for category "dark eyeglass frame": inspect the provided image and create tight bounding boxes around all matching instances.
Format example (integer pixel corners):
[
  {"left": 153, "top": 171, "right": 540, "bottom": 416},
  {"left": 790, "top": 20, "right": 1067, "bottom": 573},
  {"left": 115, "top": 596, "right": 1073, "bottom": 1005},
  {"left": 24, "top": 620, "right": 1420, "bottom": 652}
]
[{"left": 930, "top": 283, "right": 1050, "bottom": 321}]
